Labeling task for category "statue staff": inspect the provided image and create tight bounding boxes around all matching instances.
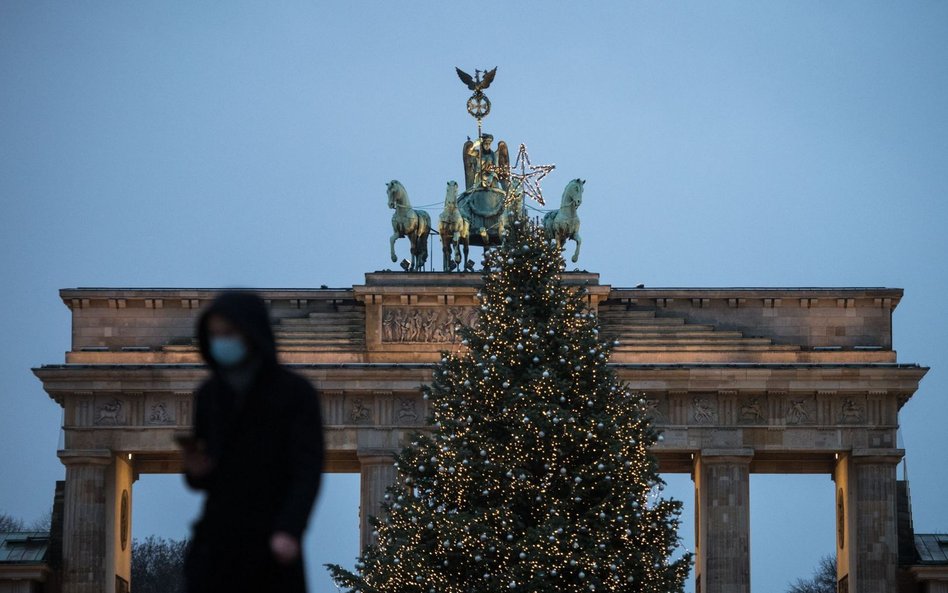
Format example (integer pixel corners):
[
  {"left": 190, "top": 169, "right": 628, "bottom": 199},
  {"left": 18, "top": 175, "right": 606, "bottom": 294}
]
[{"left": 456, "top": 66, "right": 496, "bottom": 139}]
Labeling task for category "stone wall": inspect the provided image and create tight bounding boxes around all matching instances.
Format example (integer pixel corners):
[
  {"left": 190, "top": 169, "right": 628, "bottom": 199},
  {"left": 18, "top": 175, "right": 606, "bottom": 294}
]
[
  {"left": 608, "top": 287, "right": 898, "bottom": 349},
  {"left": 63, "top": 288, "right": 355, "bottom": 352}
]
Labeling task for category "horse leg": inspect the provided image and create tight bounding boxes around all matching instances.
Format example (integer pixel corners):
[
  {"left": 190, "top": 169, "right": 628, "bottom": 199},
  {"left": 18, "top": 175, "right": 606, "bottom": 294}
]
[
  {"left": 452, "top": 231, "right": 462, "bottom": 264},
  {"left": 441, "top": 235, "right": 451, "bottom": 272},
  {"left": 411, "top": 235, "right": 421, "bottom": 272},
  {"left": 550, "top": 225, "right": 562, "bottom": 251},
  {"left": 462, "top": 237, "right": 469, "bottom": 271},
  {"left": 571, "top": 231, "right": 582, "bottom": 263},
  {"left": 413, "top": 233, "right": 427, "bottom": 271},
  {"left": 390, "top": 232, "right": 399, "bottom": 263},
  {"left": 405, "top": 233, "right": 416, "bottom": 271}
]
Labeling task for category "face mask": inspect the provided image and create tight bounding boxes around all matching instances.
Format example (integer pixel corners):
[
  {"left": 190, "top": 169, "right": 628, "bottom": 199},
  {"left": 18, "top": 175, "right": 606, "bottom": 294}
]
[{"left": 209, "top": 337, "right": 247, "bottom": 367}]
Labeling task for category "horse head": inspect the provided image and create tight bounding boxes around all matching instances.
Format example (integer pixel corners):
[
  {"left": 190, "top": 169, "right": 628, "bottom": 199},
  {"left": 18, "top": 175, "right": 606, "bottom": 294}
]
[
  {"left": 387, "top": 180, "right": 406, "bottom": 210},
  {"left": 561, "top": 178, "right": 585, "bottom": 210},
  {"left": 444, "top": 180, "right": 459, "bottom": 208}
]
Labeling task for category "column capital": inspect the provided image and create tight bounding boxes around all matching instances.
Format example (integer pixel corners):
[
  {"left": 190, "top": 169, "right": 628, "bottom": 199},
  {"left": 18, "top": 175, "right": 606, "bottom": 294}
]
[
  {"left": 698, "top": 448, "right": 754, "bottom": 463},
  {"left": 849, "top": 448, "right": 904, "bottom": 464},
  {"left": 357, "top": 450, "right": 398, "bottom": 464},
  {"left": 58, "top": 449, "right": 113, "bottom": 466}
]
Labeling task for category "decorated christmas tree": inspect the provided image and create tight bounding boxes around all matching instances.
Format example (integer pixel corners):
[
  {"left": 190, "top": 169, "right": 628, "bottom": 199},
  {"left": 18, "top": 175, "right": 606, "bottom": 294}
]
[{"left": 329, "top": 215, "right": 692, "bottom": 593}]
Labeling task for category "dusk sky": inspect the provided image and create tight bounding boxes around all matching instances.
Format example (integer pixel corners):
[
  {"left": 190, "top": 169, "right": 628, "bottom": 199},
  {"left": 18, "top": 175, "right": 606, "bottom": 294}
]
[{"left": 1, "top": 3, "right": 947, "bottom": 592}]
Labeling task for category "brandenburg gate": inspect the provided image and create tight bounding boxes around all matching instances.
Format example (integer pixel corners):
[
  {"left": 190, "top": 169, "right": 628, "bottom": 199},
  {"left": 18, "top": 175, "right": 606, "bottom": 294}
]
[{"left": 33, "top": 273, "right": 926, "bottom": 593}]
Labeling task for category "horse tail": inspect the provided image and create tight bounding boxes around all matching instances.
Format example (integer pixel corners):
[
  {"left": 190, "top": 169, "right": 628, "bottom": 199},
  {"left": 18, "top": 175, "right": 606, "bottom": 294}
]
[
  {"left": 418, "top": 210, "right": 431, "bottom": 236},
  {"left": 417, "top": 210, "right": 431, "bottom": 262}
]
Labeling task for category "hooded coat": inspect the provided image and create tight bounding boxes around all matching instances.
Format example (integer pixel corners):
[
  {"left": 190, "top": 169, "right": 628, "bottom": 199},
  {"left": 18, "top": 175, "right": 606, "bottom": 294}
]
[{"left": 184, "top": 292, "right": 324, "bottom": 593}]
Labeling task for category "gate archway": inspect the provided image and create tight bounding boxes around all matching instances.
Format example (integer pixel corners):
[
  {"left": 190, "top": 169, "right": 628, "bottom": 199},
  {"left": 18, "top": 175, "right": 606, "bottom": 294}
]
[{"left": 34, "top": 273, "right": 927, "bottom": 593}]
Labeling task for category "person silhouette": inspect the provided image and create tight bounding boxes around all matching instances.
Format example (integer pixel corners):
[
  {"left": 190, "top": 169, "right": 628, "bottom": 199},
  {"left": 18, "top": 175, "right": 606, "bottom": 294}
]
[{"left": 180, "top": 291, "right": 324, "bottom": 593}]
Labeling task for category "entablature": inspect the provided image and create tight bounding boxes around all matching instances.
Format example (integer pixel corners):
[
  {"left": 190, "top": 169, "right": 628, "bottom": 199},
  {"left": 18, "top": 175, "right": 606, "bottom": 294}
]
[{"left": 38, "top": 363, "right": 926, "bottom": 463}]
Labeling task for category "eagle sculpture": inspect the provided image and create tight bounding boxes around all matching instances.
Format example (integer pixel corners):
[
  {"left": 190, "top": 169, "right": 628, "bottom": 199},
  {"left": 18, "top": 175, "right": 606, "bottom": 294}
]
[{"left": 455, "top": 67, "right": 497, "bottom": 93}]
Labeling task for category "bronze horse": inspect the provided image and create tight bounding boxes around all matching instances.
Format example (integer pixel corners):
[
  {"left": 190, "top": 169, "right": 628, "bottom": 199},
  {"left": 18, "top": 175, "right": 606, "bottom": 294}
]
[
  {"left": 438, "top": 181, "right": 469, "bottom": 271},
  {"left": 387, "top": 180, "right": 431, "bottom": 271}
]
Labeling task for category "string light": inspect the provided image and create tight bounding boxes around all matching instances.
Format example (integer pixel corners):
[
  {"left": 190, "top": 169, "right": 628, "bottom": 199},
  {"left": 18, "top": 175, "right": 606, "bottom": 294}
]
[{"left": 509, "top": 144, "right": 555, "bottom": 206}]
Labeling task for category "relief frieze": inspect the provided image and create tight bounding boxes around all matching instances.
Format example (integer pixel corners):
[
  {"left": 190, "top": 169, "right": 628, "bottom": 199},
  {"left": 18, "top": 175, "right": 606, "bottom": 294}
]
[
  {"left": 349, "top": 398, "right": 372, "bottom": 424},
  {"left": 838, "top": 398, "right": 865, "bottom": 424},
  {"left": 692, "top": 397, "right": 717, "bottom": 425},
  {"left": 381, "top": 307, "right": 477, "bottom": 343},
  {"left": 643, "top": 397, "right": 667, "bottom": 424},
  {"left": 146, "top": 401, "right": 175, "bottom": 425},
  {"left": 738, "top": 396, "right": 766, "bottom": 424},
  {"left": 785, "top": 398, "right": 813, "bottom": 425},
  {"left": 397, "top": 397, "right": 420, "bottom": 424},
  {"left": 94, "top": 398, "right": 125, "bottom": 426}
]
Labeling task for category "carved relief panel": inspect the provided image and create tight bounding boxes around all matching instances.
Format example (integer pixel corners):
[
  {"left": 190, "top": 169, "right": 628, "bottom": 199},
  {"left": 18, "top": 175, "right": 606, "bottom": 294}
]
[
  {"left": 396, "top": 396, "right": 421, "bottom": 425},
  {"left": 783, "top": 395, "right": 816, "bottom": 426},
  {"left": 381, "top": 307, "right": 477, "bottom": 343},
  {"left": 326, "top": 391, "right": 424, "bottom": 426},
  {"left": 93, "top": 396, "right": 127, "bottom": 426},
  {"left": 690, "top": 396, "right": 718, "bottom": 425},
  {"left": 642, "top": 396, "right": 668, "bottom": 425},
  {"left": 837, "top": 396, "right": 866, "bottom": 425},
  {"left": 348, "top": 397, "right": 372, "bottom": 424},
  {"left": 145, "top": 394, "right": 176, "bottom": 426},
  {"left": 737, "top": 395, "right": 767, "bottom": 425}
]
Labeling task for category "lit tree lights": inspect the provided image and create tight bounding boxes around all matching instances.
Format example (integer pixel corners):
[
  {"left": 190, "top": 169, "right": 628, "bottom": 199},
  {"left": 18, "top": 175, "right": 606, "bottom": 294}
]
[{"left": 328, "top": 215, "right": 692, "bottom": 593}]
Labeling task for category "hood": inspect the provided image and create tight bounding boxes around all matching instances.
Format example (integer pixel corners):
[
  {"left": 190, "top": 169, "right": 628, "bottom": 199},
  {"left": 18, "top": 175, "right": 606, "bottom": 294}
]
[{"left": 197, "top": 291, "right": 278, "bottom": 371}]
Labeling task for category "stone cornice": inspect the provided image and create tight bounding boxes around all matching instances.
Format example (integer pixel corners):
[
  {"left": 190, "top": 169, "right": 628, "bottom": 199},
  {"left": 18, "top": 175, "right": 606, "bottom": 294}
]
[
  {"left": 608, "top": 287, "right": 903, "bottom": 310},
  {"left": 909, "top": 565, "right": 948, "bottom": 580},
  {"left": 359, "top": 271, "right": 602, "bottom": 287},
  {"left": 57, "top": 285, "right": 904, "bottom": 310},
  {"left": 0, "top": 564, "right": 52, "bottom": 581},
  {"left": 34, "top": 362, "right": 929, "bottom": 371},
  {"left": 60, "top": 350, "right": 902, "bottom": 366},
  {"left": 59, "top": 287, "right": 355, "bottom": 309}
]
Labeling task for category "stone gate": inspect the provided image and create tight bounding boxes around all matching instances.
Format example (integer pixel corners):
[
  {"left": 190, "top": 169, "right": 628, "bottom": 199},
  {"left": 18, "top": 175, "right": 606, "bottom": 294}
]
[{"left": 33, "top": 272, "right": 928, "bottom": 593}]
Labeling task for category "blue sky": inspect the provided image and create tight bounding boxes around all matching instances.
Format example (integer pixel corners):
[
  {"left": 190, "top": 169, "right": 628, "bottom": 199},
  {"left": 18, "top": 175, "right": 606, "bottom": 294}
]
[{"left": 1, "top": 2, "right": 946, "bottom": 592}]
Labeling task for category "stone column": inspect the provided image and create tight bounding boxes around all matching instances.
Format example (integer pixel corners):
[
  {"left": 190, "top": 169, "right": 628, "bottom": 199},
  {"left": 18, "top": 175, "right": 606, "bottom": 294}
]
[
  {"left": 358, "top": 452, "right": 398, "bottom": 550},
  {"left": 58, "top": 449, "right": 134, "bottom": 593},
  {"left": 106, "top": 454, "right": 134, "bottom": 592},
  {"left": 693, "top": 449, "right": 752, "bottom": 593},
  {"left": 58, "top": 449, "right": 112, "bottom": 593},
  {"left": 834, "top": 449, "right": 903, "bottom": 593}
]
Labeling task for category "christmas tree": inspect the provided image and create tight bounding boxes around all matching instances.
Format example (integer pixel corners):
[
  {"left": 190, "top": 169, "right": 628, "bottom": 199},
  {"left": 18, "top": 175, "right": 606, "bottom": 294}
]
[{"left": 329, "top": 215, "right": 692, "bottom": 593}]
